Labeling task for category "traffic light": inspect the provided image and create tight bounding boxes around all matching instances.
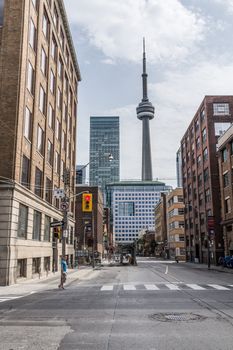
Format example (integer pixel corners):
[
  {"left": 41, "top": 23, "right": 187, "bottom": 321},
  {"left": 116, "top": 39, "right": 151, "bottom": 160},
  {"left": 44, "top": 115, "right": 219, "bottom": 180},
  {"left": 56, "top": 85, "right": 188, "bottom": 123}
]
[
  {"left": 54, "top": 226, "right": 62, "bottom": 239},
  {"left": 82, "top": 193, "right": 92, "bottom": 212}
]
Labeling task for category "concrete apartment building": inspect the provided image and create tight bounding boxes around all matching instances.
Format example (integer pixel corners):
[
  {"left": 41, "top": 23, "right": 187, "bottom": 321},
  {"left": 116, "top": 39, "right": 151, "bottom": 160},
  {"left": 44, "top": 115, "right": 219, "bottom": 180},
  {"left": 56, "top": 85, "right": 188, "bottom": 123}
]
[
  {"left": 0, "top": 0, "right": 80, "bottom": 285},
  {"left": 166, "top": 188, "right": 185, "bottom": 261},
  {"left": 217, "top": 124, "right": 233, "bottom": 256},
  {"left": 181, "top": 96, "right": 233, "bottom": 265},
  {"left": 154, "top": 193, "right": 167, "bottom": 257},
  {"left": 75, "top": 186, "right": 104, "bottom": 260}
]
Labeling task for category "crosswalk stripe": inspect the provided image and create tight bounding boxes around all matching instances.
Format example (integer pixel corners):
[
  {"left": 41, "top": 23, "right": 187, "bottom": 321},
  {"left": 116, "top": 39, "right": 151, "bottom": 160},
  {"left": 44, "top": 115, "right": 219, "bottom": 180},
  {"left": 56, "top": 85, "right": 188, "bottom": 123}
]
[
  {"left": 208, "top": 284, "right": 230, "bottom": 290},
  {"left": 144, "top": 284, "right": 160, "bottom": 290},
  {"left": 229, "top": 285, "right": 233, "bottom": 287},
  {"left": 101, "top": 285, "right": 114, "bottom": 291},
  {"left": 0, "top": 299, "right": 10, "bottom": 303},
  {"left": 186, "top": 284, "right": 206, "bottom": 290},
  {"left": 123, "top": 285, "right": 136, "bottom": 291},
  {"left": 166, "top": 283, "right": 180, "bottom": 290}
]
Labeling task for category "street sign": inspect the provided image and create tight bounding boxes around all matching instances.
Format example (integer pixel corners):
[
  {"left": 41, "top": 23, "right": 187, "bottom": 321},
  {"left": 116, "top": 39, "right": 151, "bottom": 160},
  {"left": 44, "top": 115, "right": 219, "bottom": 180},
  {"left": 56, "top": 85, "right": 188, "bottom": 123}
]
[
  {"left": 50, "top": 221, "right": 64, "bottom": 228},
  {"left": 53, "top": 189, "right": 65, "bottom": 198},
  {"left": 61, "top": 202, "right": 69, "bottom": 210},
  {"left": 63, "top": 229, "right": 68, "bottom": 238}
]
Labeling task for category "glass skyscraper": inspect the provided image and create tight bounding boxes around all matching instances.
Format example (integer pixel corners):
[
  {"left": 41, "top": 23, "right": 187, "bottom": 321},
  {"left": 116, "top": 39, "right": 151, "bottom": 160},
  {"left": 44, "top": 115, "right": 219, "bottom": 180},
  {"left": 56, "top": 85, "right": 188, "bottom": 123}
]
[{"left": 89, "top": 116, "right": 120, "bottom": 193}]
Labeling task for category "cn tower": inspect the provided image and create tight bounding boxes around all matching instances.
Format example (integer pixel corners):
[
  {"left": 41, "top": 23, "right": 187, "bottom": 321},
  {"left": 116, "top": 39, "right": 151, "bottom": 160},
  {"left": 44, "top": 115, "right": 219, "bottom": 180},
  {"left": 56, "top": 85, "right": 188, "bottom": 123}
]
[{"left": 136, "top": 38, "right": 155, "bottom": 181}]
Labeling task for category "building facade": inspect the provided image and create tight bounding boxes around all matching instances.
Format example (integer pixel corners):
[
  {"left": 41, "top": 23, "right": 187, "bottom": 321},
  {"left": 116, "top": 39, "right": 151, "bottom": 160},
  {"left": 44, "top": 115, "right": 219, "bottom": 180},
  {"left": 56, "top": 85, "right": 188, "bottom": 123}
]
[
  {"left": 154, "top": 193, "right": 167, "bottom": 257},
  {"left": 217, "top": 124, "right": 233, "bottom": 256},
  {"left": 106, "top": 181, "right": 171, "bottom": 245},
  {"left": 181, "top": 96, "right": 233, "bottom": 265},
  {"left": 89, "top": 116, "right": 120, "bottom": 195},
  {"left": 75, "top": 186, "right": 104, "bottom": 261},
  {"left": 0, "top": 0, "right": 80, "bottom": 285},
  {"left": 166, "top": 188, "right": 185, "bottom": 261},
  {"left": 76, "top": 165, "right": 87, "bottom": 185}
]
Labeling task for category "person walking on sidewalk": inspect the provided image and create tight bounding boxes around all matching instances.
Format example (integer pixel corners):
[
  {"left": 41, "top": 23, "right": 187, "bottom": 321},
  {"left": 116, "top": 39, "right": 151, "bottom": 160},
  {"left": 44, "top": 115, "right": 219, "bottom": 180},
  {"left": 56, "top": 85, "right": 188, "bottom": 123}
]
[{"left": 58, "top": 256, "right": 67, "bottom": 289}]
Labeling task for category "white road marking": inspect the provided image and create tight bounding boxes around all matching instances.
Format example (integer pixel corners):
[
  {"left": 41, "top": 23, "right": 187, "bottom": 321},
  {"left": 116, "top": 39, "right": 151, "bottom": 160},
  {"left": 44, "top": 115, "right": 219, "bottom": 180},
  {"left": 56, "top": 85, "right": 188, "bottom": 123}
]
[
  {"left": 144, "top": 284, "right": 160, "bottom": 290},
  {"left": 165, "top": 284, "right": 180, "bottom": 290},
  {"left": 208, "top": 284, "right": 230, "bottom": 290},
  {"left": 101, "top": 285, "right": 114, "bottom": 291},
  {"left": 186, "top": 284, "right": 206, "bottom": 290},
  {"left": 123, "top": 285, "right": 136, "bottom": 291},
  {"left": 165, "top": 266, "right": 168, "bottom": 274}
]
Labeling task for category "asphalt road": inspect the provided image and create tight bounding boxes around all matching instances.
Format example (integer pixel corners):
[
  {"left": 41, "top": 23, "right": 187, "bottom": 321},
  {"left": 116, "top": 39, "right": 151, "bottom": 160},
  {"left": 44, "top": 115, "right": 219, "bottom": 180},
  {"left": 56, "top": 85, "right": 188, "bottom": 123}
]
[{"left": 1, "top": 258, "right": 233, "bottom": 350}]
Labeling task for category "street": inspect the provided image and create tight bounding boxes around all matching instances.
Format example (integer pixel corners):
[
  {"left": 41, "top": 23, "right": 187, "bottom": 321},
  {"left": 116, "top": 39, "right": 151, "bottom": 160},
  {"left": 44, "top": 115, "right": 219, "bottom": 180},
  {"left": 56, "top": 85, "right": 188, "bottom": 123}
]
[{"left": 1, "top": 258, "right": 233, "bottom": 350}]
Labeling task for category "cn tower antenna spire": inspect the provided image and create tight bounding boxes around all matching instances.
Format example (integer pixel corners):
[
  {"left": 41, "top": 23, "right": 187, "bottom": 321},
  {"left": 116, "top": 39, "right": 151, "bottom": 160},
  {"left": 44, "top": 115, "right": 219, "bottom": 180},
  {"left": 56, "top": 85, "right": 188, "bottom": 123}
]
[{"left": 136, "top": 38, "right": 155, "bottom": 181}]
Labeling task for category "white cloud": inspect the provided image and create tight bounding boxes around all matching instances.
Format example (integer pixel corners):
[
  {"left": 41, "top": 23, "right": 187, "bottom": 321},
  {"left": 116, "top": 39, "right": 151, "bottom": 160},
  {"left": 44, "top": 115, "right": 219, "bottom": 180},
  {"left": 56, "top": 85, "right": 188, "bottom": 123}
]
[
  {"left": 65, "top": 0, "right": 205, "bottom": 64},
  {"left": 213, "top": 0, "right": 233, "bottom": 13}
]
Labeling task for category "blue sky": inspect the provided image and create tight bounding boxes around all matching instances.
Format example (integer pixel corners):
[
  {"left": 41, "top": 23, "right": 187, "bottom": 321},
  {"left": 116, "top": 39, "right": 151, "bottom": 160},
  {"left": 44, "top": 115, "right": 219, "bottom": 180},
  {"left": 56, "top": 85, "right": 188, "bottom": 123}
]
[{"left": 64, "top": 0, "right": 233, "bottom": 187}]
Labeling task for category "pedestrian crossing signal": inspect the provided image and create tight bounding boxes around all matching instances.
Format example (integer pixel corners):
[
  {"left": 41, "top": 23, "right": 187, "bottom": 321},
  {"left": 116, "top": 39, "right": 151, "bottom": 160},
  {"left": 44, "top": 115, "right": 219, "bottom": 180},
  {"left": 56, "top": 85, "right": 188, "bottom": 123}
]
[{"left": 82, "top": 193, "right": 92, "bottom": 212}]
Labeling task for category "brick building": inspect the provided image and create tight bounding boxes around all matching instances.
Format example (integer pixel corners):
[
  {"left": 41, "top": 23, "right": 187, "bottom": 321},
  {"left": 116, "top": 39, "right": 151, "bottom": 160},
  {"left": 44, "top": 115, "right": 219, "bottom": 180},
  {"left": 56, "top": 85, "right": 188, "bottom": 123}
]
[
  {"left": 217, "top": 124, "right": 233, "bottom": 256},
  {"left": 0, "top": 0, "right": 80, "bottom": 284},
  {"left": 75, "top": 186, "right": 104, "bottom": 261},
  {"left": 181, "top": 96, "right": 233, "bottom": 265},
  {"left": 166, "top": 188, "right": 185, "bottom": 261}
]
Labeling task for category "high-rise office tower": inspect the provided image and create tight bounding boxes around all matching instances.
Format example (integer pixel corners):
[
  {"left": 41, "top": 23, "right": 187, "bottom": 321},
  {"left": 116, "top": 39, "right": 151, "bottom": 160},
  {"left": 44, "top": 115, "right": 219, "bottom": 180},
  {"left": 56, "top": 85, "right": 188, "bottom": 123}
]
[
  {"left": 136, "top": 39, "right": 155, "bottom": 181},
  {"left": 76, "top": 165, "right": 87, "bottom": 185},
  {"left": 89, "top": 116, "right": 120, "bottom": 193},
  {"left": 0, "top": 0, "right": 80, "bottom": 285}
]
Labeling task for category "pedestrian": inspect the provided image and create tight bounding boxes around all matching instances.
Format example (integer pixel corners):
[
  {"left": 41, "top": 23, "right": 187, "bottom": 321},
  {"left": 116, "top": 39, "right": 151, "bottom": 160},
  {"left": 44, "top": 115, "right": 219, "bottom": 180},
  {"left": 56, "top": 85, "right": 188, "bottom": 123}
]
[{"left": 58, "top": 256, "right": 67, "bottom": 289}]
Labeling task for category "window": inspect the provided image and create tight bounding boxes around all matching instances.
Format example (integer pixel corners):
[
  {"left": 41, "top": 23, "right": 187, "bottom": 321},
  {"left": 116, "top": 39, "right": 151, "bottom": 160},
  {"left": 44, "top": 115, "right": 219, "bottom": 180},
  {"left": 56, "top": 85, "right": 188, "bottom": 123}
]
[
  {"left": 57, "top": 87, "right": 62, "bottom": 109},
  {"left": 32, "top": 258, "right": 41, "bottom": 273},
  {"left": 27, "top": 62, "right": 34, "bottom": 94},
  {"left": 39, "top": 85, "right": 46, "bottom": 115},
  {"left": 53, "top": 5, "right": 59, "bottom": 29},
  {"left": 118, "top": 202, "right": 135, "bottom": 216},
  {"left": 200, "top": 109, "right": 205, "bottom": 123},
  {"left": 197, "top": 155, "right": 201, "bottom": 167},
  {"left": 65, "top": 47, "right": 69, "bottom": 65},
  {"left": 31, "top": 0, "right": 38, "bottom": 10},
  {"left": 24, "top": 107, "right": 32, "bottom": 141},
  {"left": 195, "top": 119, "right": 199, "bottom": 131},
  {"left": 225, "top": 197, "right": 231, "bottom": 214},
  {"left": 205, "top": 188, "right": 211, "bottom": 203},
  {"left": 42, "top": 10, "right": 49, "bottom": 40},
  {"left": 33, "top": 211, "right": 41, "bottom": 240},
  {"left": 51, "top": 35, "right": 57, "bottom": 61},
  {"left": 60, "top": 28, "right": 65, "bottom": 50},
  {"left": 48, "top": 104, "right": 54, "bottom": 129},
  {"left": 178, "top": 208, "right": 184, "bottom": 215},
  {"left": 44, "top": 257, "right": 51, "bottom": 272},
  {"left": 21, "top": 155, "right": 30, "bottom": 188},
  {"left": 213, "top": 103, "right": 229, "bottom": 115},
  {"left": 58, "top": 56, "right": 63, "bottom": 78},
  {"left": 202, "top": 128, "right": 207, "bottom": 143},
  {"left": 50, "top": 69, "right": 55, "bottom": 94},
  {"left": 17, "top": 259, "right": 27, "bottom": 278},
  {"left": 17, "top": 204, "right": 28, "bottom": 239},
  {"left": 47, "top": 139, "right": 53, "bottom": 165},
  {"left": 223, "top": 172, "right": 229, "bottom": 187},
  {"left": 199, "top": 192, "right": 203, "bottom": 206},
  {"left": 44, "top": 215, "right": 51, "bottom": 241},
  {"left": 56, "top": 119, "right": 60, "bottom": 140},
  {"left": 222, "top": 148, "right": 227, "bottom": 162},
  {"left": 231, "top": 141, "right": 233, "bottom": 155},
  {"left": 29, "top": 18, "right": 36, "bottom": 51},
  {"left": 61, "top": 130, "right": 66, "bottom": 150},
  {"left": 204, "top": 168, "right": 209, "bottom": 182},
  {"left": 35, "top": 167, "right": 42, "bottom": 197},
  {"left": 37, "top": 125, "right": 44, "bottom": 154},
  {"left": 45, "top": 178, "right": 52, "bottom": 204},
  {"left": 41, "top": 47, "right": 47, "bottom": 75},
  {"left": 54, "top": 151, "right": 60, "bottom": 173},
  {"left": 196, "top": 136, "right": 200, "bottom": 149},
  {"left": 203, "top": 148, "right": 208, "bottom": 162}
]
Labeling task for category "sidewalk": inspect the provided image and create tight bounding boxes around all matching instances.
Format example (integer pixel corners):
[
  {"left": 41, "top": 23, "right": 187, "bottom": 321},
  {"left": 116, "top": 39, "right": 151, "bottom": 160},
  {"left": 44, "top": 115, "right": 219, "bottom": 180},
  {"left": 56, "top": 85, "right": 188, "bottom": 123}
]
[
  {"left": 184, "top": 261, "right": 233, "bottom": 274},
  {"left": 0, "top": 266, "right": 95, "bottom": 298}
]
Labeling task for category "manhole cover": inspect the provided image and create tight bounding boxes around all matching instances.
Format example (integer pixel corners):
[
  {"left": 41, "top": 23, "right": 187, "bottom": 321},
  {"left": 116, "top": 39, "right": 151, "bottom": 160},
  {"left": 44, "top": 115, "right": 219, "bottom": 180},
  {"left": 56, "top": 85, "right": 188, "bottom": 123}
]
[{"left": 149, "top": 313, "right": 206, "bottom": 322}]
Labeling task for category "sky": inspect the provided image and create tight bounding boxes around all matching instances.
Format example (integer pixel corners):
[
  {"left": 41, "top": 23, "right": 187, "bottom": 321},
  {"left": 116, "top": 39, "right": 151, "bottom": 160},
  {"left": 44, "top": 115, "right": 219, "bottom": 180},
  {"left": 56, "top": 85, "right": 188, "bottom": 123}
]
[{"left": 64, "top": 0, "right": 233, "bottom": 187}]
